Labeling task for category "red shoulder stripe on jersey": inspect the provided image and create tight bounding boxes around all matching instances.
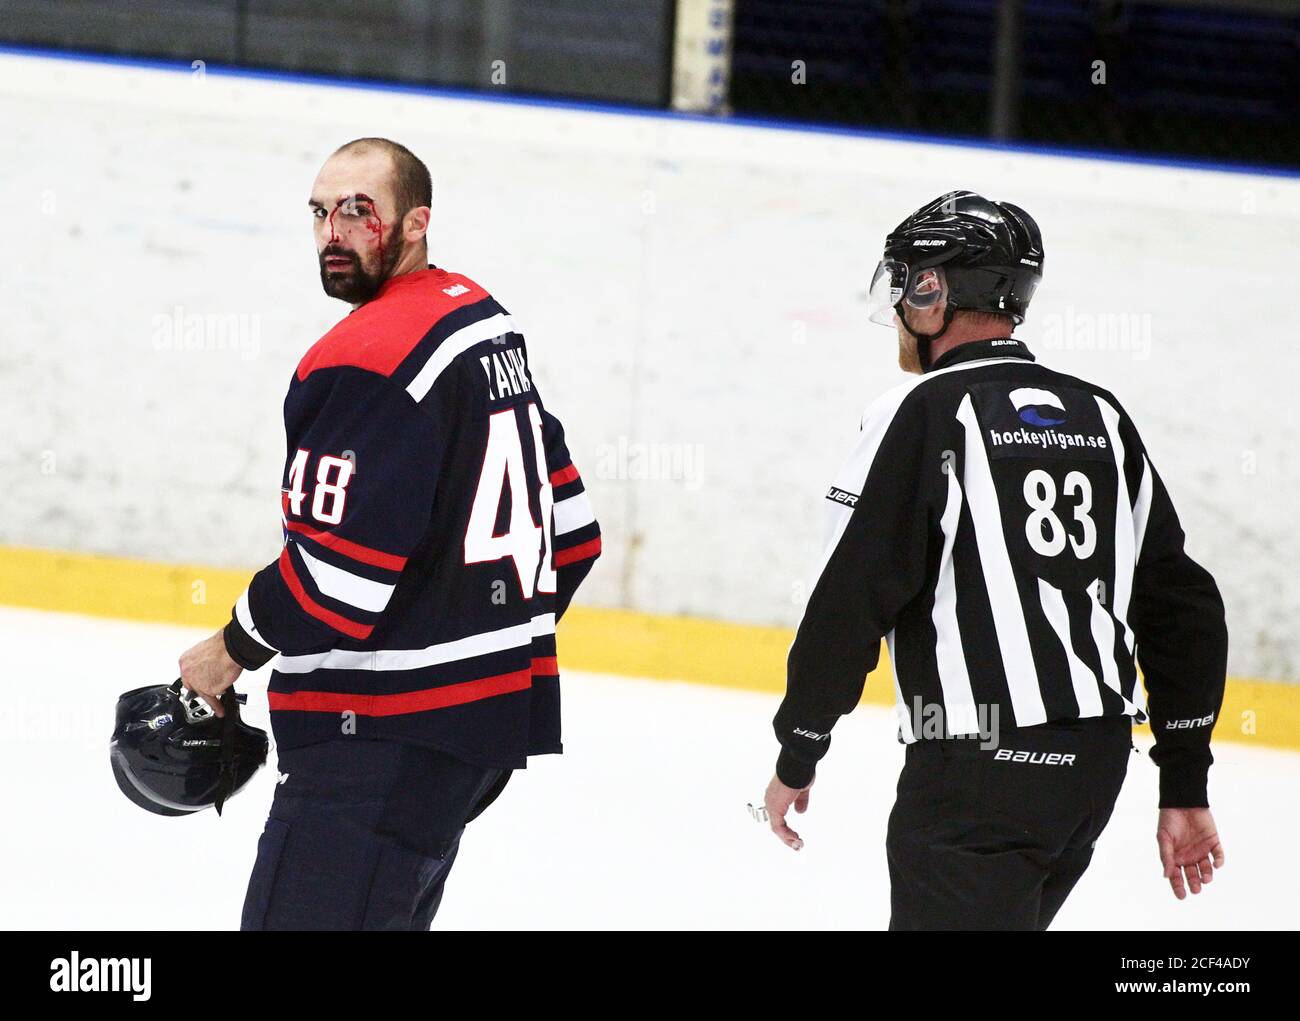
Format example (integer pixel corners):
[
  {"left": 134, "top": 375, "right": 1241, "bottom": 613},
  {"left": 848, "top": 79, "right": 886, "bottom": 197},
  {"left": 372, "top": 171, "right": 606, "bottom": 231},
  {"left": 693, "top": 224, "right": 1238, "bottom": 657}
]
[
  {"left": 277, "top": 549, "right": 374, "bottom": 640},
  {"left": 531, "top": 656, "right": 558, "bottom": 676},
  {"left": 550, "top": 464, "right": 579, "bottom": 486},
  {"left": 555, "top": 536, "right": 601, "bottom": 567},
  {"left": 284, "top": 520, "right": 408, "bottom": 572},
  {"left": 267, "top": 667, "right": 532, "bottom": 716},
  {"left": 296, "top": 268, "right": 490, "bottom": 381}
]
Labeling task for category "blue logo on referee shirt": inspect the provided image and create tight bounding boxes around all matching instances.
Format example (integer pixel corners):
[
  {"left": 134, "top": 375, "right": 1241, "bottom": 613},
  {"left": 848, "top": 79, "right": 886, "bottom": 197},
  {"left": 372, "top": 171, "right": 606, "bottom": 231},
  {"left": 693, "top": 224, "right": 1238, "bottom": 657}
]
[{"left": 1009, "top": 387, "right": 1067, "bottom": 428}]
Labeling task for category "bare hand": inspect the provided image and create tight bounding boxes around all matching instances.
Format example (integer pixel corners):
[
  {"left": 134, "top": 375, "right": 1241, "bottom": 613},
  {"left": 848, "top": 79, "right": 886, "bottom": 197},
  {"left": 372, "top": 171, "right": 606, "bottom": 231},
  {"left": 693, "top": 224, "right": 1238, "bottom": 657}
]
[
  {"left": 178, "top": 630, "right": 243, "bottom": 717},
  {"left": 1157, "top": 807, "right": 1224, "bottom": 900},
  {"left": 765, "top": 773, "right": 814, "bottom": 851}
]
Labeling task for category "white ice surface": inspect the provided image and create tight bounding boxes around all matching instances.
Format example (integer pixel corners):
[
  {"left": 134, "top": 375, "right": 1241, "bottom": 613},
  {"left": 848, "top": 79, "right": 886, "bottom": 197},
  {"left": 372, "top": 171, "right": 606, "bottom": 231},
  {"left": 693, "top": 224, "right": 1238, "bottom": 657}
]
[{"left": 2, "top": 606, "right": 1294, "bottom": 930}]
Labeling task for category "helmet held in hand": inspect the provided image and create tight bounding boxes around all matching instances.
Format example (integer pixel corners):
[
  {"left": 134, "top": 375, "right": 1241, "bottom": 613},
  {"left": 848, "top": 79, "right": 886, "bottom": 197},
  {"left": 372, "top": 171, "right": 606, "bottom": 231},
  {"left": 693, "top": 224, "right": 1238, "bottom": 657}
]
[{"left": 110, "top": 680, "right": 269, "bottom": 816}]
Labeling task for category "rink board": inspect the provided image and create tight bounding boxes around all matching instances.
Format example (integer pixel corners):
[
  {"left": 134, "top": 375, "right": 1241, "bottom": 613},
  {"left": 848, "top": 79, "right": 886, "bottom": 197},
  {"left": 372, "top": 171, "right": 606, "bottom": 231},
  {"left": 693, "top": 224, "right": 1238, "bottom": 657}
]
[{"left": 1, "top": 543, "right": 1295, "bottom": 751}]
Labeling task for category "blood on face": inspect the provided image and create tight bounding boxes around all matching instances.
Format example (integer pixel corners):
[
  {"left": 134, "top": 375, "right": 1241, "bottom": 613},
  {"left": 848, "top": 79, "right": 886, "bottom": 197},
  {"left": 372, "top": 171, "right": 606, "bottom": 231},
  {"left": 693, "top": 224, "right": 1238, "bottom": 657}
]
[{"left": 325, "top": 193, "right": 387, "bottom": 265}]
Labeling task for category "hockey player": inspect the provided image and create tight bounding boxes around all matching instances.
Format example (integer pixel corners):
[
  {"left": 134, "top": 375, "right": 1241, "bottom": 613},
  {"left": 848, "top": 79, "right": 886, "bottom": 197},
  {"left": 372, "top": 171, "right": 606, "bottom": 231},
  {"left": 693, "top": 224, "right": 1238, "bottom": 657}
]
[
  {"left": 177, "top": 138, "right": 600, "bottom": 929},
  {"left": 763, "top": 192, "right": 1228, "bottom": 929}
]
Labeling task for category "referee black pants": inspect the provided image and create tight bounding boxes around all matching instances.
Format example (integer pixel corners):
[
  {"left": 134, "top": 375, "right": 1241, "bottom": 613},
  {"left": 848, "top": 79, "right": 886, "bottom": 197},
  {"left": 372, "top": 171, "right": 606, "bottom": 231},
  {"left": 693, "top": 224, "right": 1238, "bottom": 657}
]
[
  {"left": 240, "top": 739, "right": 510, "bottom": 931},
  {"left": 886, "top": 714, "right": 1134, "bottom": 931}
]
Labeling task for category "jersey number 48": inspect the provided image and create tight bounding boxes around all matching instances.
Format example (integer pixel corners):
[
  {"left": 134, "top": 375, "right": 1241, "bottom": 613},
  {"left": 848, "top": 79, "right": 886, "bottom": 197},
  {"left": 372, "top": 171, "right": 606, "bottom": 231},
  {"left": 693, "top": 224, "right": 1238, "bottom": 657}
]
[{"left": 465, "top": 402, "right": 556, "bottom": 599}]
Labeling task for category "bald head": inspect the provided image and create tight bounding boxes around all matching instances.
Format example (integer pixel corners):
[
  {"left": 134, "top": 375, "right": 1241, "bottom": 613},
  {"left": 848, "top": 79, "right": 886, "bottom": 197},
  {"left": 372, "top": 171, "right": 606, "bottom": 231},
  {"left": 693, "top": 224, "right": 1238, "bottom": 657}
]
[{"left": 331, "top": 137, "right": 432, "bottom": 222}]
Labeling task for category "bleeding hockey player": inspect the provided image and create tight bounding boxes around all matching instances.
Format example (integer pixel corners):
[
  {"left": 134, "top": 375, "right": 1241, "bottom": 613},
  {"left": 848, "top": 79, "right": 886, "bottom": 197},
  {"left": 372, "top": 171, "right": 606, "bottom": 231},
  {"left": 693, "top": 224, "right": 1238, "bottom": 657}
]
[{"left": 177, "top": 138, "right": 601, "bottom": 930}]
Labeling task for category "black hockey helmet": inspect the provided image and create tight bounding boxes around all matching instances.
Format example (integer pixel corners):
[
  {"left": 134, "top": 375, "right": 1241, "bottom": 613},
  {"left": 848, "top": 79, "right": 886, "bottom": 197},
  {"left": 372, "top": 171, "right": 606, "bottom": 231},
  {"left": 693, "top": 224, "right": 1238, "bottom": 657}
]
[
  {"left": 866, "top": 190, "right": 1044, "bottom": 364},
  {"left": 110, "top": 680, "right": 269, "bottom": 816}
]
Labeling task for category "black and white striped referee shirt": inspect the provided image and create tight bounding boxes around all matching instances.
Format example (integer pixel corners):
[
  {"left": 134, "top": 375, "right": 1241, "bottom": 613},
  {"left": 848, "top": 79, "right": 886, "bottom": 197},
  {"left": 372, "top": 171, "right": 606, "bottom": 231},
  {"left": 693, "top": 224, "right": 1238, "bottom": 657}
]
[{"left": 773, "top": 337, "right": 1227, "bottom": 808}]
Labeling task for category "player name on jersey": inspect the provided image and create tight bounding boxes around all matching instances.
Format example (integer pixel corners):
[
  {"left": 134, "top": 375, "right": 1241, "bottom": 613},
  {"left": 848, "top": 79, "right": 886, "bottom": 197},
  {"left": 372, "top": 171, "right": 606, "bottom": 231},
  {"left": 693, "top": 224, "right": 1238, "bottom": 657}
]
[{"left": 479, "top": 344, "right": 532, "bottom": 400}]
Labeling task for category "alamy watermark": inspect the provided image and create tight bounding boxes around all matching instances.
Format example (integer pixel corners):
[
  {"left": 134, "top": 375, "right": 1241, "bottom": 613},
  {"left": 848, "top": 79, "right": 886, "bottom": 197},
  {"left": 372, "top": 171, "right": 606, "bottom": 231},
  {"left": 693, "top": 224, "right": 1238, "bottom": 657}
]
[
  {"left": 901, "top": 697, "right": 1002, "bottom": 748},
  {"left": 594, "top": 437, "right": 705, "bottom": 491},
  {"left": 50, "top": 952, "right": 151, "bottom": 1001},
  {"left": 1038, "top": 307, "right": 1153, "bottom": 361},
  {"left": 151, "top": 305, "right": 261, "bottom": 361}
]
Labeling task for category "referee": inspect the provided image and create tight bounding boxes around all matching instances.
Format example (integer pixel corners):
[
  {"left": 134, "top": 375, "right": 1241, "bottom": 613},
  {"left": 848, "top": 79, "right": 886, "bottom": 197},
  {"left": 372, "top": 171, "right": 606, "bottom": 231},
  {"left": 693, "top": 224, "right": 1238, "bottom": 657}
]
[{"left": 764, "top": 191, "right": 1228, "bottom": 930}]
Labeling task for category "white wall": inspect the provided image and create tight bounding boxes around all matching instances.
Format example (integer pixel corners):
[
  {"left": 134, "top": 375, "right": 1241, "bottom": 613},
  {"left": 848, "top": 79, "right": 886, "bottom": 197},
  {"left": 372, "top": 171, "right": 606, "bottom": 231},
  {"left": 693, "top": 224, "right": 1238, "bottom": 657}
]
[{"left": 2, "top": 52, "right": 1297, "bottom": 679}]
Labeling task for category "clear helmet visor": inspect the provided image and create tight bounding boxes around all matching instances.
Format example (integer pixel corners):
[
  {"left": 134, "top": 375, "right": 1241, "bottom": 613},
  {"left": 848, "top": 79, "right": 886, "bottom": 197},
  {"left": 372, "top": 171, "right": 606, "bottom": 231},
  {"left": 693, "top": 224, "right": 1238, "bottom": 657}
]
[
  {"left": 866, "top": 259, "right": 948, "bottom": 326},
  {"left": 866, "top": 258, "right": 907, "bottom": 325}
]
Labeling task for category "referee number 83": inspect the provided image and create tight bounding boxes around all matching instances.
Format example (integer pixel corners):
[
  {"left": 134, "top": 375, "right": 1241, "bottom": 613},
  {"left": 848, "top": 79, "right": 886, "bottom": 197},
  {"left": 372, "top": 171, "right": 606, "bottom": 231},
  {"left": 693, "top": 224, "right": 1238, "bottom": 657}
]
[{"left": 1022, "top": 468, "right": 1096, "bottom": 559}]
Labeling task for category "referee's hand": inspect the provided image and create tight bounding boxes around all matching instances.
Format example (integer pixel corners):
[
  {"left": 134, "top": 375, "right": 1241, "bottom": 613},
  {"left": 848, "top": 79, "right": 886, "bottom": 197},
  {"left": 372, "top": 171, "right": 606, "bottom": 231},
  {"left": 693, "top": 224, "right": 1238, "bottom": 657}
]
[
  {"left": 765, "top": 774, "right": 814, "bottom": 851},
  {"left": 1157, "top": 807, "right": 1225, "bottom": 900}
]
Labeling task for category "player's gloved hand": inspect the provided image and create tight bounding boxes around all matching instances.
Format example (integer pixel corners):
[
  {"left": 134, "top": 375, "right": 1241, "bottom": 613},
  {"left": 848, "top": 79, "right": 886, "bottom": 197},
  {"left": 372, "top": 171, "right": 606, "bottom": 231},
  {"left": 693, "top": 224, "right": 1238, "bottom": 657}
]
[
  {"left": 765, "top": 773, "right": 815, "bottom": 851},
  {"left": 1156, "top": 807, "right": 1225, "bottom": 900},
  {"left": 179, "top": 628, "right": 244, "bottom": 717}
]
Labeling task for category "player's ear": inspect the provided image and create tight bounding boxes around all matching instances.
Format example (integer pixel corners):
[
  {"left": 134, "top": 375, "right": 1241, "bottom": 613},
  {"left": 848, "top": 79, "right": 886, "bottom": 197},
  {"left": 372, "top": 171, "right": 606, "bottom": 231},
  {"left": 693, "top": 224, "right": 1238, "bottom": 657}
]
[{"left": 404, "top": 205, "right": 432, "bottom": 244}]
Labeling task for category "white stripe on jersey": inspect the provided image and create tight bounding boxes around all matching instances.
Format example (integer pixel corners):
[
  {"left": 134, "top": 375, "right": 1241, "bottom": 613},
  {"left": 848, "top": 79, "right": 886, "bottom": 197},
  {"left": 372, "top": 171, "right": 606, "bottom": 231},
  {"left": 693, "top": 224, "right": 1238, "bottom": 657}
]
[
  {"left": 295, "top": 542, "right": 396, "bottom": 613},
  {"left": 1129, "top": 455, "right": 1156, "bottom": 719},
  {"left": 1131, "top": 675, "right": 1149, "bottom": 720},
  {"left": 931, "top": 463, "right": 980, "bottom": 736},
  {"left": 1133, "top": 454, "right": 1155, "bottom": 558},
  {"left": 1087, "top": 578, "right": 1140, "bottom": 715},
  {"left": 236, "top": 587, "right": 277, "bottom": 652},
  {"left": 1097, "top": 397, "right": 1136, "bottom": 654},
  {"left": 406, "top": 311, "right": 516, "bottom": 402},
  {"left": 887, "top": 629, "right": 913, "bottom": 742},
  {"left": 275, "top": 612, "right": 556, "bottom": 673},
  {"left": 553, "top": 491, "right": 596, "bottom": 535},
  {"left": 1037, "top": 578, "right": 1105, "bottom": 717},
  {"left": 956, "top": 392, "right": 1048, "bottom": 728}
]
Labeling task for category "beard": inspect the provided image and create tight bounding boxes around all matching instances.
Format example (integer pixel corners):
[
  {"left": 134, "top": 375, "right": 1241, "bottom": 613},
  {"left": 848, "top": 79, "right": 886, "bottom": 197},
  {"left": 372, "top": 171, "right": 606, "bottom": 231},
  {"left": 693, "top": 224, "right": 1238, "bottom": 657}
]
[
  {"left": 318, "top": 228, "right": 406, "bottom": 305},
  {"left": 897, "top": 326, "right": 923, "bottom": 375}
]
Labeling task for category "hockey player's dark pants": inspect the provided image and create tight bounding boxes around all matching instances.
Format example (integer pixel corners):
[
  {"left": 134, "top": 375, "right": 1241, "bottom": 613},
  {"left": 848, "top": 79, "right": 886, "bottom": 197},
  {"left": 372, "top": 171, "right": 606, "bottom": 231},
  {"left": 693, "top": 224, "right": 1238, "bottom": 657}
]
[
  {"left": 886, "top": 714, "right": 1134, "bottom": 930},
  {"left": 240, "top": 739, "right": 510, "bottom": 931}
]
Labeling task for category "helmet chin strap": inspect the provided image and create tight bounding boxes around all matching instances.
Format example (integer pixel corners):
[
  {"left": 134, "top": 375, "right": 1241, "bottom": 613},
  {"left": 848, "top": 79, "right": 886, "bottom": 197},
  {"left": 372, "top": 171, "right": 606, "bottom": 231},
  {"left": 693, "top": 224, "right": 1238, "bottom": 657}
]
[{"left": 897, "top": 303, "right": 956, "bottom": 371}]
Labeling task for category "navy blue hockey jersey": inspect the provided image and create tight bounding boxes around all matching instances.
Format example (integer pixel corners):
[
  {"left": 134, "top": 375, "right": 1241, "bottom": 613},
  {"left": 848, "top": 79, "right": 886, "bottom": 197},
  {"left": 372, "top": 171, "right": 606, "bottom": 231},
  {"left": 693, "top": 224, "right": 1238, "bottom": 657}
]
[{"left": 223, "top": 266, "right": 601, "bottom": 768}]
